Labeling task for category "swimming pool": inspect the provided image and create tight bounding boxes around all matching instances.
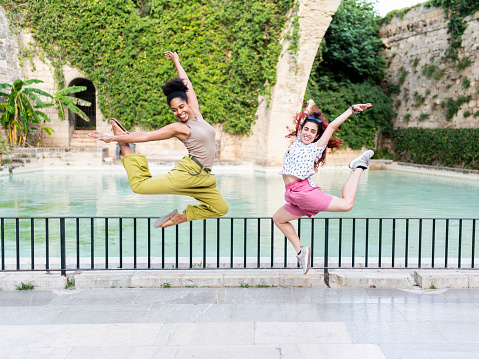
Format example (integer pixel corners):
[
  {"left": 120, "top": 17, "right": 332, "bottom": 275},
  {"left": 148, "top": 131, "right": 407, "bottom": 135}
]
[{"left": 1, "top": 167, "right": 478, "bottom": 263}]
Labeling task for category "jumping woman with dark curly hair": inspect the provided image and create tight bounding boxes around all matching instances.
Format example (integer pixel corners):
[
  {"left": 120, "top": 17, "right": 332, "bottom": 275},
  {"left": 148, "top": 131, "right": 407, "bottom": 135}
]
[
  {"left": 89, "top": 51, "right": 228, "bottom": 228},
  {"left": 273, "top": 99, "right": 373, "bottom": 274}
]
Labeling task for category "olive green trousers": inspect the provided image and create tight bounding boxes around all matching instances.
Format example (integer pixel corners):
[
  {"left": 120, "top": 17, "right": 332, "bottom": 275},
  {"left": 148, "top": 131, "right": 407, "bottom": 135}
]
[{"left": 121, "top": 154, "right": 228, "bottom": 221}]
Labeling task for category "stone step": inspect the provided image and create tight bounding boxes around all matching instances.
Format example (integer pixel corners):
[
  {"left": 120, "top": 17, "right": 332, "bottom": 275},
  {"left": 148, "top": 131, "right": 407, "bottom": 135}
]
[{"left": 69, "top": 140, "right": 97, "bottom": 147}]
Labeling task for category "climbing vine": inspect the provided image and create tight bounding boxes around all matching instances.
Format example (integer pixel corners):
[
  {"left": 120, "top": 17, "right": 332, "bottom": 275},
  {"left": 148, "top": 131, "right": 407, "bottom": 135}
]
[
  {"left": 429, "top": 0, "right": 479, "bottom": 61},
  {"left": 1, "top": 0, "right": 294, "bottom": 134}
]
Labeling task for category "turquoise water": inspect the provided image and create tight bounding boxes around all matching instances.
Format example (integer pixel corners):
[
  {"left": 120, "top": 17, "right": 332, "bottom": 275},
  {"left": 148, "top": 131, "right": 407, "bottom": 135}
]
[{"left": 0, "top": 168, "right": 478, "bottom": 263}]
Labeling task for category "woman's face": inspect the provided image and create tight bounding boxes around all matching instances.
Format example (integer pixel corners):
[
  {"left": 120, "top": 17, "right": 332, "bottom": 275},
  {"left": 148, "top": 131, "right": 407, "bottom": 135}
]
[
  {"left": 300, "top": 121, "right": 320, "bottom": 144},
  {"left": 170, "top": 98, "right": 193, "bottom": 122}
]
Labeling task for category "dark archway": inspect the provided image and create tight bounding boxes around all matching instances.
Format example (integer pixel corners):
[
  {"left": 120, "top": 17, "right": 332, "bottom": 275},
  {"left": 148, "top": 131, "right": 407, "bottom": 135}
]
[{"left": 69, "top": 78, "right": 96, "bottom": 130}]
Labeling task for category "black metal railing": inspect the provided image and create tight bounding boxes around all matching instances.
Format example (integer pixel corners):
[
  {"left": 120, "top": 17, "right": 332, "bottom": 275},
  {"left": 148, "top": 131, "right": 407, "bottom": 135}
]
[{"left": 0, "top": 216, "right": 477, "bottom": 275}]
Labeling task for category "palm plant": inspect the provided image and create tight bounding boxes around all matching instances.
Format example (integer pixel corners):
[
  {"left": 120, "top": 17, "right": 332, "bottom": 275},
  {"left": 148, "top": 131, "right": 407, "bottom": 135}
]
[
  {"left": 0, "top": 80, "right": 91, "bottom": 146},
  {"left": 37, "top": 86, "right": 91, "bottom": 145},
  {"left": 0, "top": 79, "right": 52, "bottom": 146}
]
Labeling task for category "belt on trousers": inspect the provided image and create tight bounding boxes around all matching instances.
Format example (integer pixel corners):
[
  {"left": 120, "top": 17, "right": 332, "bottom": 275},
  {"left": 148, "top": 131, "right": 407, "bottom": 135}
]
[{"left": 187, "top": 155, "right": 211, "bottom": 176}]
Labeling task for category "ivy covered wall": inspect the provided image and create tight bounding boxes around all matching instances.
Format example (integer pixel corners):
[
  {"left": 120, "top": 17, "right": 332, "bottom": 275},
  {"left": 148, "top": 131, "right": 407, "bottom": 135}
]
[{"left": 1, "top": 0, "right": 294, "bottom": 135}]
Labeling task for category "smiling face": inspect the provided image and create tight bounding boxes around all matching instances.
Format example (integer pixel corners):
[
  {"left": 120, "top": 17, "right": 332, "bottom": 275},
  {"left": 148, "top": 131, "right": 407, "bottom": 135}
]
[
  {"left": 300, "top": 121, "right": 320, "bottom": 145},
  {"left": 169, "top": 97, "right": 194, "bottom": 122}
]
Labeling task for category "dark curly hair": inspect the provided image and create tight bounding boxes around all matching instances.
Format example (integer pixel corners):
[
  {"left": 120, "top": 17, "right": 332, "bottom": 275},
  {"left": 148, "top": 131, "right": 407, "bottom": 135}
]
[
  {"left": 161, "top": 78, "right": 189, "bottom": 105},
  {"left": 286, "top": 106, "right": 342, "bottom": 171}
]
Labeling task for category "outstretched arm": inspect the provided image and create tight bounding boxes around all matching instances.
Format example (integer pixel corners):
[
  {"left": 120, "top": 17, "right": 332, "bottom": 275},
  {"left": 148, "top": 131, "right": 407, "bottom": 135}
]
[
  {"left": 164, "top": 51, "right": 200, "bottom": 115},
  {"left": 88, "top": 122, "right": 189, "bottom": 143},
  {"left": 316, "top": 103, "right": 372, "bottom": 148}
]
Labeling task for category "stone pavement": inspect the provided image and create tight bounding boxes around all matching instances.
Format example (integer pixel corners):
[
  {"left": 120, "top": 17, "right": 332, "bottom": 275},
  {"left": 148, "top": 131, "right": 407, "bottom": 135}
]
[{"left": 1, "top": 286, "right": 479, "bottom": 359}]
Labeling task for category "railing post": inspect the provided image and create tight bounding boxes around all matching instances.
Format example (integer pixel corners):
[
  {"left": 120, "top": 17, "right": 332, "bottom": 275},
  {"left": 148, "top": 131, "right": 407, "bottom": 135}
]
[
  {"left": 324, "top": 218, "right": 329, "bottom": 287},
  {"left": 60, "top": 218, "right": 66, "bottom": 277}
]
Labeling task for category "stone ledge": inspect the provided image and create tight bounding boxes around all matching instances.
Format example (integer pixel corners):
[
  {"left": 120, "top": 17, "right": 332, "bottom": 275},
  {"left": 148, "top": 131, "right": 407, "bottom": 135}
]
[
  {"left": 414, "top": 270, "right": 473, "bottom": 289},
  {"left": 328, "top": 269, "right": 414, "bottom": 288},
  {"left": 0, "top": 272, "right": 66, "bottom": 290}
]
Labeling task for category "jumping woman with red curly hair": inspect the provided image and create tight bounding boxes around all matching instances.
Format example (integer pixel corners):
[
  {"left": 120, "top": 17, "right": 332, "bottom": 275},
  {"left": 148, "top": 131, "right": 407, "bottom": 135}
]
[{"left": 273, "top": 99, "right": 374, "bottom": 274}]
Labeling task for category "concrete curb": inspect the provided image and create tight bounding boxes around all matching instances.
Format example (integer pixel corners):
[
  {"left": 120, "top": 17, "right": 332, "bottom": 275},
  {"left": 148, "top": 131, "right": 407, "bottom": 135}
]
[{"left": 0, "top": 269, "right": 478, "bottom": 291}]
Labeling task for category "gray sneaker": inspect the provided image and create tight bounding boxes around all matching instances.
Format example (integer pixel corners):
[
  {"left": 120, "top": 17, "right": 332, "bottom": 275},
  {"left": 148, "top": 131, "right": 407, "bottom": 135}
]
[
  {"left": 349, "top": 150, "right": 374, "bottom": 170},
  {"left": 296, "top": 246, "right": 311, "bottom": 274}
]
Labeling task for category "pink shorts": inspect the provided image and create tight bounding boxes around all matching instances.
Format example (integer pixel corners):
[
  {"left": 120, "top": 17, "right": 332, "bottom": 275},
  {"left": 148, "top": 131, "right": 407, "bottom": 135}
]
[{"left": 283, "top": 179, "right": 334, "bottom": 218}]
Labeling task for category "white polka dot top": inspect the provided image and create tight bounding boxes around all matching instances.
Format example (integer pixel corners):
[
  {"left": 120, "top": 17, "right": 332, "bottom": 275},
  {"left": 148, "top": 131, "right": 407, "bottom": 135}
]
[{"left": 279, "top": 133, "right": 327, "bottom": 187}]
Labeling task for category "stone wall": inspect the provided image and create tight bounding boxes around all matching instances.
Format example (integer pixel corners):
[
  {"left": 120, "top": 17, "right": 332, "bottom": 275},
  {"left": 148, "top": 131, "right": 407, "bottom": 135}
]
[
  {"left": 0, "top": 9, "right": 20, "bottom": 84},
  {"left": 381, "top": 5, "right": 479, "bottom": 129}
]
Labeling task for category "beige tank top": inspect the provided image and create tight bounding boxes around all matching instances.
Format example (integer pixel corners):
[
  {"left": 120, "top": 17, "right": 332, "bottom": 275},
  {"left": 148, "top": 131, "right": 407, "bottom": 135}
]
[{"left": 181, "top": 114, "right": 216, "bottom": 170}]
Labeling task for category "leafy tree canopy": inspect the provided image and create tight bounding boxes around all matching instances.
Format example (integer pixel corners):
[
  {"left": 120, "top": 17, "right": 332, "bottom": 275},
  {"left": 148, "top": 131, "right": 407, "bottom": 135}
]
[{"left": 306, "top": 0, "right": 393, "bottom": 150}]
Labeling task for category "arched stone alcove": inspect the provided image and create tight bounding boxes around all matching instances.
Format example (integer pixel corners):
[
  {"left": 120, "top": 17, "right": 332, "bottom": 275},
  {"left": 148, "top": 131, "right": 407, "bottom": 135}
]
[{"left": 68, "top": 78, "right": 96, "bottom": 130}]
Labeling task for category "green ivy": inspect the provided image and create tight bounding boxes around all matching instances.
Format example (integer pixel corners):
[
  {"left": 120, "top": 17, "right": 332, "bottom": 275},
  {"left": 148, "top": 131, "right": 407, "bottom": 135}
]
[
  {"left": 428, "top": 0, "right": 479, "bottom": 61},
  {"left": 393, "top": 128, "right": 479, "bottom": 169},
  {"left": 1, "top": 0, "right": 294, "bottom": 134}
]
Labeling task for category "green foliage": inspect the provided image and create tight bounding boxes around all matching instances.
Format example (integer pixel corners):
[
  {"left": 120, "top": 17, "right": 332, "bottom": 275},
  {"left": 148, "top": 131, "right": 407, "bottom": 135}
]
[
  {"left": 464, "top": 111, "right": 471, "bottom": 117},
  {"left": 456, "top": 56, "right": 472, "bottom": 70},
  {"left": 462, "top": 78, "right": 471, "bottom": 89},
  {"left": 66, "top": 276, "right": 75, "bottom": 289},
  {"left": 412, "top": 58, "right": 420, "bottom": 67},
  {"left": 392, "top": 128, "right": 479, "bottom": 169},
  {"left": 15, "top": 282, "right": 36, "bottom": 290},
  {"left": 381, "top": 2, "right": 426, "bottom": 24},
  {"left": 440, "top": 95, "right": 471, "bottom": 120},
  {"left": 428, "top": 0, "right": 479, "bottom": 61},
  {"left": 474, "top": 111, "right": 479, "bottom": 118},
  {"left": 413, "top": 91, "right": 425, "bottom": 107},
  {"left": 306, "top": 0, "right": 393, "bottom": 150},
  {"left": 2, "top": 0, "right": 294, "bottom": 135},
  {"left": 0, "top": 80, "right": 90, "bottom": 146},
  {"left": 418, "top": 112, "right": 430, "bottom": 121},
  {"left": 372, "top": 148, "right": 396, "bottom": 160},
  {"left": 0, "top": 79, "right": 52, "bottom": 146},
  {"left": 239, "top": 281, "right": 250, "bottom": 288},
  {"left": 403, "top": 113, "right": 411, "bottom": 122},
  {"left": 305, "top": 82, "right": 394, "bottom": 150},
  {"left": 430, "top": 282, "right": 437, "bottom": 290},
  {"left": 310, "top": 0, "right": 386, "bottom": 84},
  {"left": 422, "top": 64, "right": 445, "bottom": 80},
  {"left": 161, "top": 282, "right": 172, "bottom": 288},
  {"left": 398, "top": 67, "right": 408, "bottom": 85}
]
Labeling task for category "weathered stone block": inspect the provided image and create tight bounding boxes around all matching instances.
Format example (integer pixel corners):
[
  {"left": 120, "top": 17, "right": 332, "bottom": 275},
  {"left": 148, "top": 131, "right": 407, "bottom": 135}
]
[{"left": 414, "top": 270, "right": 469, "bottom": 289}]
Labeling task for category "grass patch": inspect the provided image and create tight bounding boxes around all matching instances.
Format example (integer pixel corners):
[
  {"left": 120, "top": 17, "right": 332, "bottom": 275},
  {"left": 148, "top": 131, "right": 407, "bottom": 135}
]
[
  {"left": 429, "top": 282, "right": 437, "bottom": 290},
  {"left": 256, "top": 283, "right": 271, "bottom": 288},
  {"left": 66, "top": 276, "right": 75, "bottom": 290},
  {"left": 239, "top": 281, "right": 250, "bottom": 288},
  {"left": 161, "top": 282, "right": 172, "bottom": 288},
  {"left": 15, "top": 282, "right": 35, "bottom": 291}
]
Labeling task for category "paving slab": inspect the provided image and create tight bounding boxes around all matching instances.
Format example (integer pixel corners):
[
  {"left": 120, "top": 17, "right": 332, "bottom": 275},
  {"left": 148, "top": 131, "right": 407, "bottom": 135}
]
[
  {"left": 414, "top": 270, "right": 469, "bottom": 289},
  {"left": 463, "top": 270, "right": 479, "bottom": 288},
  {"left": 329, "top": 269, "right": 414, "bottom": 288},
  {"left": 255, "top": 322, "right": 351, "bottom": 344},
  {"left": 280, "top": 343, "right": 386, "bottom": 359},
  {"left": 0, "top": 272, "right": 66, "bottom": 290},
  {"left": 174, "top": 344, "right": 279, "bottom": 359},
  {"left": 51, "top": 323, "right": 163, "bottom": 347}
]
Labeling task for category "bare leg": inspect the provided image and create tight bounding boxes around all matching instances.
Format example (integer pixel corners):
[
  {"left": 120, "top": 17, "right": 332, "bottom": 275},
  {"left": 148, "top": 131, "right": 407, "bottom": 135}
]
[
  {"left": 273, "top": 207, "right": 302, "bottom": 253},
  {"left": 325, "top": 168, "right": 364, "bottom": 212},
  {"left": 111, "top": 120, "right": 133, "bottom": 156}
]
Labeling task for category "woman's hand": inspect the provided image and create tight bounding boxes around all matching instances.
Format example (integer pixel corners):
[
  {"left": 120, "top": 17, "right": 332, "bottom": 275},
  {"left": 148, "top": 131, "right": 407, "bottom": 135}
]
[
  {"left": 351, "top": 103, "right": 372, "bottom": 112},
  {"left": 88, "top": 131, "right": 115, "bottom": 143},
  {"left": 306, "top": 99, "right": 315, "bottom": 109},
  {"left": 164, "top": 51, "right": 179, "bottom": 63}
]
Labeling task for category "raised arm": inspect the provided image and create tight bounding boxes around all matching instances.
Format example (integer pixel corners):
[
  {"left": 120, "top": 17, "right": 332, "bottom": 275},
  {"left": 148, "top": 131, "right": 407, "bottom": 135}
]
[
  {"left": 88, "top": 122, "right": 189, "bottom": 144},
  {"left": 164, "top": 51, "right": 200, "bottom": 115},
  {"left": 316, "top": 103, "right": 372, "bottom": 147},
  {"left": 304, "top": 99, "right": 315, "bottom": 115}
]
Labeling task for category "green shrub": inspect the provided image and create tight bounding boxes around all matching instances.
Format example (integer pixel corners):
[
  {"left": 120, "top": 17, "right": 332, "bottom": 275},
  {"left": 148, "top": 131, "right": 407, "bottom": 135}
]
[
  {"left": 441, "top": 95, "right": 471, "bottom": 120},
  {"left": 462, "top": 78, "right": 471, "bottom": 89},
  {"left": 418, "top": 112, "right": 430, "bottom": 121},
  {"left": 392, "top": 128, "right": 479, "bottom": 169},
  {"left": 456, "top": 57, "right": 471, "bottom": 70}
]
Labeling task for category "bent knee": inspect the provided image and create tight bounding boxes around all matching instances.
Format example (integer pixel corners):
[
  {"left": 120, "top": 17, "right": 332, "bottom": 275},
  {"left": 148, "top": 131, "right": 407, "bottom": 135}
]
[{"left": 216, "top": 202, "right": 229, "bottom": 217}]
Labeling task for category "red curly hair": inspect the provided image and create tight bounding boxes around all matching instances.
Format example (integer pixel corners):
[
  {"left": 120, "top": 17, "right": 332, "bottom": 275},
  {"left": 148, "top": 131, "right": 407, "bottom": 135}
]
[{"left": 285, "top": 107, "right": 342, "bottom": 171}]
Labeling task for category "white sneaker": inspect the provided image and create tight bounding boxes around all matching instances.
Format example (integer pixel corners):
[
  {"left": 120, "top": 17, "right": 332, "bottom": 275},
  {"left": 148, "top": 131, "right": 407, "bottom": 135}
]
[
  {"left": 296, "top": 246, "right": 311, "bottom": 275},
  {"left": 349, "top": 150, "right": 374, "bottom": 170}
]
